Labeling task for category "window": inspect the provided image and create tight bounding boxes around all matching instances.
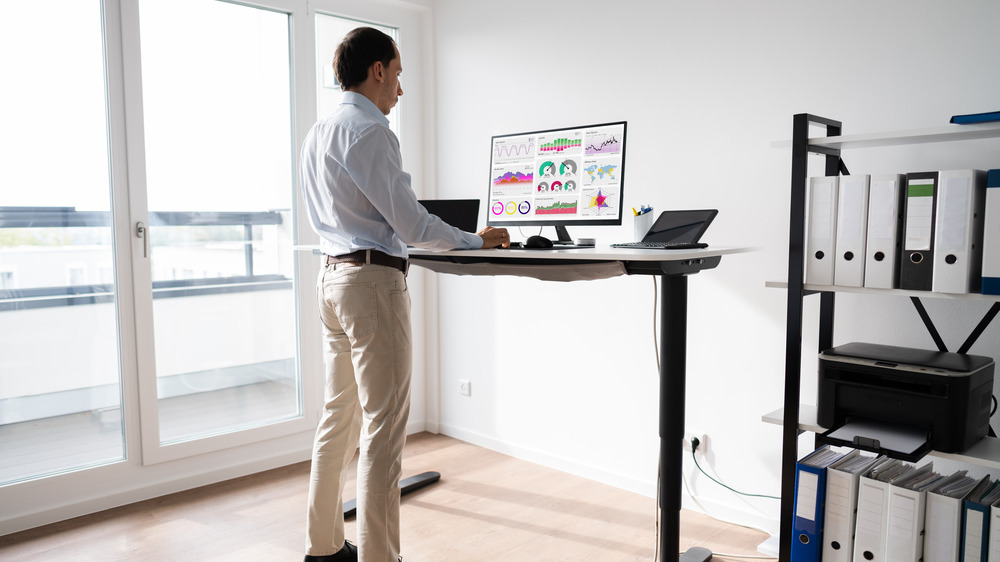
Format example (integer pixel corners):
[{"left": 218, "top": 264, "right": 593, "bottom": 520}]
[
  {"left": 0, "top": 0, "right": 125, "bottom": 485},
  {"left": 136, "top": 0, "right": 299, "bottom": 445},
  {"left": 0, "top": 0, "right": 430, "bottom": 533}
]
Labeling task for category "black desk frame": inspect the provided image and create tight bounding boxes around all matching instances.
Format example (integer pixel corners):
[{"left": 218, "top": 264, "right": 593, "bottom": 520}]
[{"left": 408, "top": 248, "right": 729, "bottom": 560}]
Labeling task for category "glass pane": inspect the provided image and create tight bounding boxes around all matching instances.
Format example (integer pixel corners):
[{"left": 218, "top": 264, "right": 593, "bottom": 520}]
[
  {"left": 0, "top": 1, "right": 125, "bottom": 484},
  {"left": 315, "top": 14, "right": 399, "bottom": 132},
  {"left": 138, "top": 0, "right": 298, "bottom": 444}
]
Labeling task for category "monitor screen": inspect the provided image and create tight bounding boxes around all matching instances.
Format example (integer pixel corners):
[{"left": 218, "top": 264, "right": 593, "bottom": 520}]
[{"left": 486, "top": 121, "right": 627, "bottom": 228}]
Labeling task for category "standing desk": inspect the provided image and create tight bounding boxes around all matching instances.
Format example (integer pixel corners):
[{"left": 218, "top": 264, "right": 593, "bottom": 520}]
[{"left": 407, "top": 245, "right": 750, "bottom": 561}]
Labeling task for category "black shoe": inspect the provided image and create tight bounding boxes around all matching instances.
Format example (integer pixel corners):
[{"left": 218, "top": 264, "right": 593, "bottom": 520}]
[{"left": 304, "top": 540, "right": 358, "bottom": 562}]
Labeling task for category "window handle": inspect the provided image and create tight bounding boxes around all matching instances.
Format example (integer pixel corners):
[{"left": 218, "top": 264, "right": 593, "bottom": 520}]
[{"left": 136, "top": 221, "right": 148, "bottom": 258}]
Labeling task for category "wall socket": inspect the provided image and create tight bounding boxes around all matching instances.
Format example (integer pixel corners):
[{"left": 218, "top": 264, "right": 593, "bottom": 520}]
[
  {"left": 458, "top": 379, "right": 471, "bottom": 396},
  {"left": 683, "top": 432, "right": 708, "bottom": 453}
]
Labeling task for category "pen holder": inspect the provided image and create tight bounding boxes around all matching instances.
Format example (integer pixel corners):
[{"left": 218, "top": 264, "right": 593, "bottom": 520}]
[{"left": 634, "top": 212, "right": 654, "bottom": 241}]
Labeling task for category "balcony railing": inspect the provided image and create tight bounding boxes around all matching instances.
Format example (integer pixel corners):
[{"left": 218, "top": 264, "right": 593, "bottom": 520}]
[
  {"left": 0, "top": 207, "right": 292, "bottom": 311},
  {"left": 0, "top": 206, "right": 299, "bottom": 451}
]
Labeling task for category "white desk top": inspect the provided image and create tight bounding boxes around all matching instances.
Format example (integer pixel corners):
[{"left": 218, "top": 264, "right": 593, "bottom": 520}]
[
  {"left": 294, "top": 245, "right": 754, "bottom": 281},
  {"left": 294, "top": 244, "right": 754, "bottom": 261},
  {"left": 408, "top": 245, "right": 754, "bottom": 262}
]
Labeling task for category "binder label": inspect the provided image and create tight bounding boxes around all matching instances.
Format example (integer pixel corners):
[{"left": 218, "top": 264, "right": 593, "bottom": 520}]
[
  {"left": 796, "top": 471, "right": 819, "bottom": 521},
  {"left": 938, "top": 176, "right": 970, "bottom": 248},
  {"left": 967, "top": 509, "right": 984, "bottom": 558},
  {"left": 838, "top": 178, "right": 867, "bottom": 237},
  {"left": 870, "top": 179, "right": 896, "bottom": 239},
  {"left": 811, "top": 181, "right": 836, "bottom": 234},
  {"left": 905, "top": 181, "right": 935, "bottom": 250}
]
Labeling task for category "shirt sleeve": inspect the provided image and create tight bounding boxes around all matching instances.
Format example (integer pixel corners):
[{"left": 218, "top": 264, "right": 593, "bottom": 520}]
[{"left": 343, "top": 125, "right": 483, "bottom": 251}]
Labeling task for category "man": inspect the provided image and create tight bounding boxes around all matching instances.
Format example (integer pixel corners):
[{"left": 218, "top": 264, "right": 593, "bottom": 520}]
[{"left": 299, "top": 27, "right": 509, "bottom": 562}]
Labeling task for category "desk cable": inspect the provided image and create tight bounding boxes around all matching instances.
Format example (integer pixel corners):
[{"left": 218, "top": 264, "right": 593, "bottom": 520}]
[{"left": 517, "top": 226, "right": 544, "bottom": 239}]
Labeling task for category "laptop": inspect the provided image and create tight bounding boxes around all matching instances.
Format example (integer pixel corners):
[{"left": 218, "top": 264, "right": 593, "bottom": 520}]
[
  {"left": 418, "top": 199, "right": 480, "bottom": 233},
  {"left": 611, "top": 209, "right": 718, "bottom": 249}
]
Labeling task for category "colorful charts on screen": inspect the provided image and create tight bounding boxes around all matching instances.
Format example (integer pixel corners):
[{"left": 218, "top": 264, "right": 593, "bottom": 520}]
[{"left": 487, "top": 122, "right": 624, "bottom": 223}]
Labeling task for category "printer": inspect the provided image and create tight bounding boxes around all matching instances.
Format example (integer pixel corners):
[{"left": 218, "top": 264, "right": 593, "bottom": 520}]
[{"left": 817, "top": 342, "right": 994, "bottom": 458}]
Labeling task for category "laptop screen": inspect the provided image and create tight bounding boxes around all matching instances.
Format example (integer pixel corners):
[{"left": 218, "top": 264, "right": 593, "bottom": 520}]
[
  {"left": 643, "top": 209, "right": 718, "bottom": 243},
  {"left": 418, "top": 199, "right": 481, "bottom": 233}
]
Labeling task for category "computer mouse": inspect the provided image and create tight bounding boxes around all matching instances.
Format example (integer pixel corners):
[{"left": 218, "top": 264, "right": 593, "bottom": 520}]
[{"left": 524, "top": 235, "right": 554, "bottom": 249}]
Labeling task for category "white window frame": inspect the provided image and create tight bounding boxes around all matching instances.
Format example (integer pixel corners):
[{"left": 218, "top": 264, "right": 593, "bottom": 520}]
[{"left": 121, "top": 0, "right": 316, "bottom": 466}]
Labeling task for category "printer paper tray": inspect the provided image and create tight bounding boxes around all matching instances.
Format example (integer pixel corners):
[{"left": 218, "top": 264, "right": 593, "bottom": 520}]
[{"left": 817, "top": 417, "right": 932, "bottom": 462}]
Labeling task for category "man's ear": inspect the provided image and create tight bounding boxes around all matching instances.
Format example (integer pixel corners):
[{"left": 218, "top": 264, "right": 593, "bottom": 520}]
[{"left": 371, "top": 61, "right": 384, "bottom": 83}]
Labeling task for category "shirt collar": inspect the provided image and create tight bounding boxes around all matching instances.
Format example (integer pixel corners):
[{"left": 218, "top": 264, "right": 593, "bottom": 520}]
[{"left": 341, "top": 91, "right": 389, "bottom": 126}]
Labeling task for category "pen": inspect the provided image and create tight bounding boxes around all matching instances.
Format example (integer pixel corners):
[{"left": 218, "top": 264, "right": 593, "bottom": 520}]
[{"left": 632, "top": 207, "right": 638, "bottom": 216}]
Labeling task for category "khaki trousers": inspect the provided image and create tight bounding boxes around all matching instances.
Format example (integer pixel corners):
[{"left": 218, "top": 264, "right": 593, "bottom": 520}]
[{"left": 306, "top": 262, "right": 411, "bottom": 562}]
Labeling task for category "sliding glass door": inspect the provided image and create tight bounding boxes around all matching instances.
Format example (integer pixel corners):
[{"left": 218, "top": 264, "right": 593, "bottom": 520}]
[
  {"left": 132, "top": 0, "right": 302, "bottom": 459},
  {"left": 0, "top": 0, "right": 432, "bottom": 534},
  {"left": 0, "top": 0, "right": 126, "bottom": 485}
]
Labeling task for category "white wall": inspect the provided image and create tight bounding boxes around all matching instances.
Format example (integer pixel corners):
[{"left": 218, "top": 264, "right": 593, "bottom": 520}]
[{"left": 426, "top": 0, "right": 1000, "bottom": 535}]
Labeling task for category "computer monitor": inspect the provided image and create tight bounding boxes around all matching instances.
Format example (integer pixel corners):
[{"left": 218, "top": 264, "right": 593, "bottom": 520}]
[{"left": 486, "top": 121, "right": 627, "bottom": 243}]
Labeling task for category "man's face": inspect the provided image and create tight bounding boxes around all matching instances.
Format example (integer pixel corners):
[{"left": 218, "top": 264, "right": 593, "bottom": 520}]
[{"left": 377, "top": 46, "right": 403, "bottom": 115}]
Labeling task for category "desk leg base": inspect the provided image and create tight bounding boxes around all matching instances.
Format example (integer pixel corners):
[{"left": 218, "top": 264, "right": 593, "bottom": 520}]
[
  {"left": 679, "top": 546, "right": 713, "bottom": 561},
  {"left": 344, "top": 471, "right": 441, "bottom": 518}
]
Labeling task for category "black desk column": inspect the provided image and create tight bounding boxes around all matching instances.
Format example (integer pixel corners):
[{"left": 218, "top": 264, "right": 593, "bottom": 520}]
[{"left": 659, "top": 273, "right": 687, "bottom": 560}]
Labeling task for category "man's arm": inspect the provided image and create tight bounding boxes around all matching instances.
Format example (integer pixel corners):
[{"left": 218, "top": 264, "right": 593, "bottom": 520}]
[
  {"left": 347, "top": 127, "right": 508, "bottom": 250},
  {"left": 346, "top": 127, "right": 484, "bottom": 250}
]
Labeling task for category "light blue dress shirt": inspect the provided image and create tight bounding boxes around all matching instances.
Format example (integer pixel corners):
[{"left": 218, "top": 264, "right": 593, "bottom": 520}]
[{"left": 300, "top": 92, "right": 482, "bottom": 259}]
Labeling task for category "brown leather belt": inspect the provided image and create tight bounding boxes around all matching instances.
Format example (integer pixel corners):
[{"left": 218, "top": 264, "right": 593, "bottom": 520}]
[{"left": 325, "top": 249, "right": 408, "bottom": 273}]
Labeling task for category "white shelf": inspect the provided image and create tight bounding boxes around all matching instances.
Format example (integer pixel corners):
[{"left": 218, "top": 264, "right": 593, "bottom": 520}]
[
  {"left": 771, "top": 121, "right": 1000, "bottom": 150},
  {"left": 762, "top": 406, "right": 1000, "bottom": 470},
  {"left": 765, "top": 280, "right": 1000, "bottom": 302},
  {"left": 762, "top": 404, "right": 824, "bottom": 433}
]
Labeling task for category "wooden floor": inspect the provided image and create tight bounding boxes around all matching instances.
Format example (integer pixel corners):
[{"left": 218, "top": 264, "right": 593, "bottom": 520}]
[{"left": 0, "top": 433, "right": 770, "bottom": 561}]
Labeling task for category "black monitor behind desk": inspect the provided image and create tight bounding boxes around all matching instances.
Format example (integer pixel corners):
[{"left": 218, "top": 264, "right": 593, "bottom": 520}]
[{"left": 407, "top": 245, "right": 748, "bottom": 561}]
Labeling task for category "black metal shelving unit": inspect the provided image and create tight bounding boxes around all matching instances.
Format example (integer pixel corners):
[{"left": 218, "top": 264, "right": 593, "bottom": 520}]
[
  {"left": 775, "top": 114, "right": 1000, "bottom": 561},
  {"left": 777, "top": 113, "right": 842, "bottom": 562}
]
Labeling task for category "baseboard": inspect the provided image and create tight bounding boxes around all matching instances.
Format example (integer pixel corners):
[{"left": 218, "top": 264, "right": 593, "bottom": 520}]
[
  {"left": 680, "top": 494, "right": 779, "bottom": 539},
  {"left": 756, "top": 533, "right": 780, "bottom": 557},
  {"left": 436, "top": 423, "right": 654, "bottom": 497},
  {"left": 406, "top": 419, "right": 428, "bottom": 436},
  {"left": 436, "top": 423, "right": 779, "bottom": 541}
]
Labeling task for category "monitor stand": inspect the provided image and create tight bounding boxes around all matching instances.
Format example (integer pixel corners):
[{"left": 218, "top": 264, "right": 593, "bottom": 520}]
[{"left": 552, "top": 225, "right": 574, "bottom": 245}]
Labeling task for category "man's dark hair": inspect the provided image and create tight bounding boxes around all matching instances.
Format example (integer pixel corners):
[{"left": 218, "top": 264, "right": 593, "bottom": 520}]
[{"left": 334, "top": 27, "right": 397, "bottom": 92}]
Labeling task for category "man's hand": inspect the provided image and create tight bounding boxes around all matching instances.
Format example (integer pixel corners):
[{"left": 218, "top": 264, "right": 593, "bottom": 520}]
[{"left": 477, "top": 226, "right": 510, "bottom": 248}]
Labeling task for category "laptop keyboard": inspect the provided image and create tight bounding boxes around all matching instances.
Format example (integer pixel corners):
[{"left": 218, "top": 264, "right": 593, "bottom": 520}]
[{"left": 610, "top": 241, "right": 709, "bottom": 249}]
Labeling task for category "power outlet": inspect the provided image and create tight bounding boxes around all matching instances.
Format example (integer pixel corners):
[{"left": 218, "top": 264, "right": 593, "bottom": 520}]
[
  {"left": 458, "top": 379, "right": 471, "bottom": 396},
  {"left": 683, "top": 432, "right": 708, "bottom": 454}
]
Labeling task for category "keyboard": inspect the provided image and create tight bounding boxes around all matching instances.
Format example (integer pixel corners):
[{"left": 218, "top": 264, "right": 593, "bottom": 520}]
[{"left": 610, "top": 241, "right": 709, "bottom": 249}]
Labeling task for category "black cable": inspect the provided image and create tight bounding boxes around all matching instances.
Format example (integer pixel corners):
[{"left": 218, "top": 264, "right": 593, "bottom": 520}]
[
  {"left": 989, "top": 396, "right": 998, "bottom": 439},
  {"left": 690, "top": 446, "right": 780, "bottom": 501}
]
